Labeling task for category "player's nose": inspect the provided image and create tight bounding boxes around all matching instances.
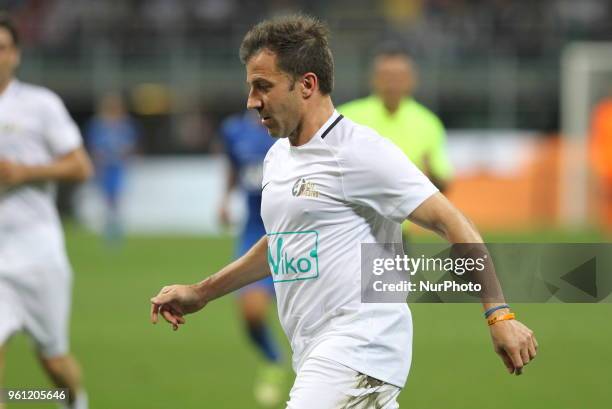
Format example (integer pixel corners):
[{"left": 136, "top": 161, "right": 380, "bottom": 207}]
[{"left": 246, "top": 91, "right": 262, "bottom": 111}]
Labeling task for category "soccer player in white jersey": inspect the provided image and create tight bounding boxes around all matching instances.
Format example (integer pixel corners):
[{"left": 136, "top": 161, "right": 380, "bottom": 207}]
[
  {"left": 150, "top": 15, "right": 538, "bottom": 408},
  {"left": 0, "top": 15, "right": 91, "bottom": 409}
]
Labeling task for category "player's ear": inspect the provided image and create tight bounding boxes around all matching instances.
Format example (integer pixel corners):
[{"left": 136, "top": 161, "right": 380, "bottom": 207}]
[{"left": 301, "top": 72, "right": 318, "bottom": 98}]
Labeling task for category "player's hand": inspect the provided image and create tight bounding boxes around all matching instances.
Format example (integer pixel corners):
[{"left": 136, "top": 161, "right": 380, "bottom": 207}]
[
  {"left": 218, "top": 197, "right": 231, "bottom": 227},
  {"left": 0, "top": 160, "right": 30, "bottom": 187},
  {"left": 150, "top": 284, "right": 207, "bottom": 331},
  {"left": 489, "top": 319, "right": 538, "bottom": 375}
]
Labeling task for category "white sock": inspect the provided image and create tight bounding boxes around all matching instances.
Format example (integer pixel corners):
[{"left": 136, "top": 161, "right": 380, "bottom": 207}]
[
  {"left": 73, "top": 390, "right": 88, "bottom": 409},
  {"left": 58, "top": 390, "right": 88, "bottom": 409}
]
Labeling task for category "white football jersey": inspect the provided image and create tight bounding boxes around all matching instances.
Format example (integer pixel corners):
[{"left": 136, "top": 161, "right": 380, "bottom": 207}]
[
  {"left": 0, "top": 80, "right": 82, "bottom": 272},
  {"left": 261, "top": 110, "right": 438, "bottom": 387}
]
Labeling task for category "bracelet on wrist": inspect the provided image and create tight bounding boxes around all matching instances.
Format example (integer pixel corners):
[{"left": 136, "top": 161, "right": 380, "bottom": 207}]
[
  {"left": 483, "top": 304, "right": 510, "bottom": 318},
  {"left": 487, "top": 312, "right": 516, "bottom": 326}
]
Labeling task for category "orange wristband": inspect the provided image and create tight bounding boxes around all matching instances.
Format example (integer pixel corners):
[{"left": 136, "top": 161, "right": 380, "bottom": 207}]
[{"left": 487, "top": 312, "right": 515, "bottom": 326}]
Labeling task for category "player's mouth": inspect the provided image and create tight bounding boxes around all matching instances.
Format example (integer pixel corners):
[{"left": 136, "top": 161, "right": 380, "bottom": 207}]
[{"left": 261, "top": 115, "right": 273, "bottom": 127}]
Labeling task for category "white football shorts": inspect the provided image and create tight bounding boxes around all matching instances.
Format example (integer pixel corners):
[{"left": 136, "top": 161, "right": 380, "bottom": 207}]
[
  {"left": 286, "top": 356, "right": 401, "bottom": 409},
  {"left": 0, "top": 265, "right": 72, "bottom": 358}
]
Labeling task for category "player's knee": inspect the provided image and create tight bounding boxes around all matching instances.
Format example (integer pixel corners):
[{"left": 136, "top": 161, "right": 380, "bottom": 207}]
[
  {"left": 242, "top": 306, "right": 268, "bottom": 324},
  {"left": 239, "top": 290, "right": 270, "bottom": 323}
]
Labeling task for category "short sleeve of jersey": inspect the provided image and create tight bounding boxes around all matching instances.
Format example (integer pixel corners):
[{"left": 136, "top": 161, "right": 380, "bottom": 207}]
[
  {"left": 41, "top": 91, "right": 82, "bottom": 157},
  {"left": 341, "top": 131, "right": 438, "bottom": 223}
]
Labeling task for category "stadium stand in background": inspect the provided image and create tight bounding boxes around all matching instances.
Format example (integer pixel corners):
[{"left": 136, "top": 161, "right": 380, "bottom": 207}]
[
  {"left": 3, "top": 0, "right": 612, "bottom": 232},
  {"left": 4, "top": 0, "right": 612, "bottom": 139}
]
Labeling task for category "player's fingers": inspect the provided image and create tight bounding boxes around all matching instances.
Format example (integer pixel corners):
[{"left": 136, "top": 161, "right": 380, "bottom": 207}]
[
  {"left": 160, "top": 307, "right": 178, "bottom": 326},
  {"left": 150, "top": 302, "right": 160, "bottom": 324},
  {"left": 528, "top": 339, "right": 537, "bottom": 360},
  {"left": 532, "top": 333, "right": 539, "bottom": 351},
  {"left": 166, "top": 305, "right": 185, "bottom": 324},
  {"left": 507, "top": 349, "right": 524, "bottom": 375},
  {"left": 168, "top": 312, "right": 184, "bottom": 331},
  {"left": 527, "top": 331, "right": 537, "bottom": 360},
  {"left": 497, "top": 350, "right": 515, "bottom": 374},
  {"left": 520, "top": 346, "right": 530, "bottom": 366}
]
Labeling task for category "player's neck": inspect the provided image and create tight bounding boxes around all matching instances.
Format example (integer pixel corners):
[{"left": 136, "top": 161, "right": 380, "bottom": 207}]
[
  {"left": 383, "top": 100, "right": 401, "bottom": 115},
  {"left": 289, "top": 97, "right": 335, "bottom": 147}
]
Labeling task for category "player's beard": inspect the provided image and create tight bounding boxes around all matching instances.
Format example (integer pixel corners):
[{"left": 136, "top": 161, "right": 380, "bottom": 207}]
[{"left": 267, "top": 115, "right": 302, "bottom": 141}]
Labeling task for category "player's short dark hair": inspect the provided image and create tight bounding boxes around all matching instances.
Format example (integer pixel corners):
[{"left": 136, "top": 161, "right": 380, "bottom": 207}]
[
  {"left": 239, "top": 14, "right": 334, "bottom": 95},
  {"left": 0, "top": 13, "right": 19, "bottom": 47}
]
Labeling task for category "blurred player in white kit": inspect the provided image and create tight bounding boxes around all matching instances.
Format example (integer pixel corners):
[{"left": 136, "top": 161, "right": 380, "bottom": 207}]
[{"left": 0, "top": 14, "right": 91, "bottom": 409}]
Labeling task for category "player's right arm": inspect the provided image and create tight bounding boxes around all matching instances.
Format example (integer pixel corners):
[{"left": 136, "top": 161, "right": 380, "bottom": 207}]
[
  {"left": 0, "top": 147, "right": 93, "bottom": 186},
  {"left": 150, "top": 235, "right": 270, "bottom": 330}
]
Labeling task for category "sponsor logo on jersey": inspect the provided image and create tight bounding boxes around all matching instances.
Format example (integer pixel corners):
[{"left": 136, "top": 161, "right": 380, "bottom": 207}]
[
  {"left": 291, "top": 178, "right": 319, "bottom": 198},
  {"left": 267, "top": 230, "right": 319, "bottom": 282}
]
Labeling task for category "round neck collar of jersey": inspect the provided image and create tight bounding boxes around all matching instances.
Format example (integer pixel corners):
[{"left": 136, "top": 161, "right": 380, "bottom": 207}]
[{"left": 289, "top": 110, "right": 341, "bottom": 150}]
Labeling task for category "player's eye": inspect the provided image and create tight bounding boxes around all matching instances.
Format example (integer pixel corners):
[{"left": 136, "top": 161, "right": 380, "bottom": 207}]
[
  {"left": 253, "top": 81, "right": 272, "bottom": 92},
  {"left": 258, "top": 85, "right": 271, "bottom": 93}
]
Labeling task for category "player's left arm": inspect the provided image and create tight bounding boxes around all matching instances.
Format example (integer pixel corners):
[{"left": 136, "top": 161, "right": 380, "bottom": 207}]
[
  {"left": 0, "top": 147, "right": 93, "bottom": 187},
  {"left": 407, "top": 192, "right": 538, "bottom": 376}
]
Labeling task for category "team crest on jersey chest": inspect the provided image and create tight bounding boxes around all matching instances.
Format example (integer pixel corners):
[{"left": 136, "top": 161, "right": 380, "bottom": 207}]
[
  {"left": 291, "top": 178, "right": 319, "bottom": 198},
  {"left": 0, "top": 121, "right": 20, "bottom": 134}
]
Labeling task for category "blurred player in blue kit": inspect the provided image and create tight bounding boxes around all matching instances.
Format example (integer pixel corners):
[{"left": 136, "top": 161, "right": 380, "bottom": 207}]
[
  {"left": 218, "top": 110, "right": 285, "bottom": 407},
  {"left": 86, "top": 92, "right": 138, "bottom": 244}
]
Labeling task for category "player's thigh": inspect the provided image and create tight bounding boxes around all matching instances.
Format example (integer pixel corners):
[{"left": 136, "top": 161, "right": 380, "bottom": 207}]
[{"left": 287, "top": 356, "right": 400, "bottom": 409}]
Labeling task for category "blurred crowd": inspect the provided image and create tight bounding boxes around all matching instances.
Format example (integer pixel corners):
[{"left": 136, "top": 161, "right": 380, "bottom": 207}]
[
  {"left": 2, "top": 0, "right": 610, "bottom": 58},
  {"left": 378, "top": 0, "right": 612, "bottom": 59},
  {"left": 1, "top": 0, "right": 611, "bottom": 155}
]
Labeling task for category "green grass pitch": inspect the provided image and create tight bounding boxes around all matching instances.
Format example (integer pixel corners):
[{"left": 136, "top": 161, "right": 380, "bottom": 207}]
[{"left": 4, "top": 225, "right": 612, "bottom": 408}]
